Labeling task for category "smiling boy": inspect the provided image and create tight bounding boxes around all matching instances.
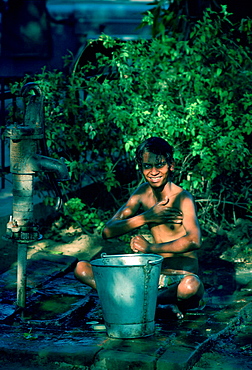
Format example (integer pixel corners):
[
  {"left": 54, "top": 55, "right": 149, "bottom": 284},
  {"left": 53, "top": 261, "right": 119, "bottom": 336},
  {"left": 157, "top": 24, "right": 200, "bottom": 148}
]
[{"left": 74, "top": 137, "right": 204, "bottom": 319}]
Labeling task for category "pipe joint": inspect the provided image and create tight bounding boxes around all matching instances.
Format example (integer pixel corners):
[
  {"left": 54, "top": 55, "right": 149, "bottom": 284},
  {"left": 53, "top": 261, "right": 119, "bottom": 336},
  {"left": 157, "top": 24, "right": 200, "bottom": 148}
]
[
  {"left": 29, "top": 154, "right": 70, "bottom": 181},
  {"left": 5, "top": 216, "right": 40, "bottom": 243}
]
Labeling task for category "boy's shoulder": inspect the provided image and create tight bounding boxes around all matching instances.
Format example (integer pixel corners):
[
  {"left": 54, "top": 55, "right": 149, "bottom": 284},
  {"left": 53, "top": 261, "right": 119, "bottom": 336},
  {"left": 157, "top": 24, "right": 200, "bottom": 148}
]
[
  {"left": 134, "top": 182, "right": 150, "bottom": 193},
  {"left": 131, "top": 182, "right": 153, "bottom": 201},
  {"left": 170, "top": 184, "right": 195, "bottom": 203},
  {"left": 172, "top": 182, "right": 193, "bottom": 196},
  {"left": 176, "top": 187, "right": 193, "bottom": 198}
]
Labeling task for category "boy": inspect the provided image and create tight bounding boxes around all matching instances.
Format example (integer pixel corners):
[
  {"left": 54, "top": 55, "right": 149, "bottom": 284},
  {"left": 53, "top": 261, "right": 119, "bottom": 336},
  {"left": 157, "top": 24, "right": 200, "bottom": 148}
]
[{"left": 74, "top": 137, "right": 204, "bottom": 319}]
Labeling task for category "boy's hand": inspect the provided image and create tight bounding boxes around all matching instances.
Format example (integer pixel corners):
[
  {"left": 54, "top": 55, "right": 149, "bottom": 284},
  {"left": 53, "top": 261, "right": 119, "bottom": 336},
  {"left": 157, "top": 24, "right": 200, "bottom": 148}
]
[
  {"left": 130, "top": 235, "right": 151, "bottom": 253},
  {"left": 147, "top": 196, "right": 183, "bottom": 224}
]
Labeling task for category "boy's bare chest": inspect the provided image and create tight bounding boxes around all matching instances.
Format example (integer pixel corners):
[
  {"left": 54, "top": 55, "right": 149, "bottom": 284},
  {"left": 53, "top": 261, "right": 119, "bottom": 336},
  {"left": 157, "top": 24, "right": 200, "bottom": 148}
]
[
  {"left": 141, "top": 191, "right": 185, "bottom": 243},
  {"left": 150, "top": 222, "right": 185, "bottom": 243},
  {"left": 141, "top": 191, "right": 181, "bottom": 210}
]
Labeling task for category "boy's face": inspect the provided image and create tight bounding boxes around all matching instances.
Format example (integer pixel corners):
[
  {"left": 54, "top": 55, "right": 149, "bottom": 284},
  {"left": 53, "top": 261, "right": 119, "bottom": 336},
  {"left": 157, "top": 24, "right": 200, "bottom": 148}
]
[{"left": 141, "top": 151, "right": 171, "bottom": 188}]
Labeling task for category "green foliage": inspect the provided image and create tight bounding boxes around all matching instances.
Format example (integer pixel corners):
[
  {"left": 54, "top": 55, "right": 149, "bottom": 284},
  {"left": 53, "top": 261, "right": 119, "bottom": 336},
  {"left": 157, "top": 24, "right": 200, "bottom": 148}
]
[
  {"left": 63, "top": 197, "right": 107, "bottom": 234},
  {"left": 9, "top": 7, "right": 252, "bottom": 233}
]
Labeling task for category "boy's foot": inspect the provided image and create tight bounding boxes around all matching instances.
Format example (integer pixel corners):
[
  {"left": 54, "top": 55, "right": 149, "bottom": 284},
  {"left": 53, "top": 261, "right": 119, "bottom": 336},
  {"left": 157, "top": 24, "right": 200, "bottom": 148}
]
[
  {"left": 156, "top": 303, "right": 184, "bottom": 320},
  {"left": 183, "top": 298, "right": 206, "bottom": 312}
]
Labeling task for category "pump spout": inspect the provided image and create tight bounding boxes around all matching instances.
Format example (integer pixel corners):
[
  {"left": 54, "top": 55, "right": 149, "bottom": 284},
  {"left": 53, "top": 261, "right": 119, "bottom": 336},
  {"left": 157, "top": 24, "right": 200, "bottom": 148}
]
[{"left": 29, "top": 154, "right": 70, "bottom": 181}]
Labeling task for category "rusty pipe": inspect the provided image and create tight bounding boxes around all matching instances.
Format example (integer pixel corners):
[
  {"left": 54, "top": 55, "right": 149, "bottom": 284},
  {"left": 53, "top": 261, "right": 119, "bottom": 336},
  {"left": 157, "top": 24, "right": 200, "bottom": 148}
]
[
  {"left": 28, "top": 154, "right": 70, "bottom": 181},
  {"left": 7, "top": 138, "right": 69, "bottom": 238},
  {"left": 17, "top": 243, "right": 28, "bottom": 310},
  {"left": 7, "top": 156, "right": 69, "bottom": 239}
]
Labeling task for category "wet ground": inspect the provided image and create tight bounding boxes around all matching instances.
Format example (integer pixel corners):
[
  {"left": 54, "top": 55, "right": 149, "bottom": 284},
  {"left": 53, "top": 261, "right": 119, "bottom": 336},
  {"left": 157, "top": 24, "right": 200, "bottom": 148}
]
[{"left": 0, "top": 248, "right": 251, "bottom": 369}]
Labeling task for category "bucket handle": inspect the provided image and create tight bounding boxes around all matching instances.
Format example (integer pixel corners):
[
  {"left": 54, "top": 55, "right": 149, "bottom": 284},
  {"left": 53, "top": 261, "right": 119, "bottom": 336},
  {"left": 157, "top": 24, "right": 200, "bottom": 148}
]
[
  {"left": 101, "top": 253, "right": 111, "bottom": 265},
  {"left": 148, "top": 259, "right": 162, "bottom": 266}
]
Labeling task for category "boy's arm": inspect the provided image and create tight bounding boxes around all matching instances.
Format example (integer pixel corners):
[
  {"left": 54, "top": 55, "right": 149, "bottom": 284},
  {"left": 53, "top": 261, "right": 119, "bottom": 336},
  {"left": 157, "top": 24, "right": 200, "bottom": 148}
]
[
  {"left": 131, "top": 193, "right": 201, "bottom": 254},
  {"left": 102, "top": 187, "right": 183, "bottom": 239},
  {"left": 102, "top": 194, "right": 145, "bottom": 239}
]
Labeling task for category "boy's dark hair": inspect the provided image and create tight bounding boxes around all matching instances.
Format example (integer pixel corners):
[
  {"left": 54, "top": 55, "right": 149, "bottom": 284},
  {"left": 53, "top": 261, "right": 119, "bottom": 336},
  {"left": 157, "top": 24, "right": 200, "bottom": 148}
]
[{"left": 135, "top": 137, "right": 174, "bottom": 168}]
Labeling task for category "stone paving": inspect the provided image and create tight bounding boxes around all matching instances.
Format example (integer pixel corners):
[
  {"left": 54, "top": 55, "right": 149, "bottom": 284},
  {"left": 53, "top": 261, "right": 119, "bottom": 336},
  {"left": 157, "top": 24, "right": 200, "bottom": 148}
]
[{"left": 0, "top": 250, "right": 251, "bottom": 369}]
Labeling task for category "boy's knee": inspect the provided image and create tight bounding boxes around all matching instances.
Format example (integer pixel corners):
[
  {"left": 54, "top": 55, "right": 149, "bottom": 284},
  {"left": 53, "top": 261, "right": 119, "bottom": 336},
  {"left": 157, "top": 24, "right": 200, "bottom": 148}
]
[
  {"left": 178, "top": 275, "right": 202, "bottom": 299},
  {"left": 74, "top": 261, "right": 90, "bottom": 279},
  {"left": 74, "top": 260, "right": 96, "bottom": 289}
]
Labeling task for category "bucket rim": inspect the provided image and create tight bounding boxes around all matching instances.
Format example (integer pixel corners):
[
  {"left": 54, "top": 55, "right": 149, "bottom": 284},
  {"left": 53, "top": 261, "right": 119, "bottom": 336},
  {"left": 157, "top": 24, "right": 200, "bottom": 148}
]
[{"left": 90, "top": 253, "right": 163, "bottom": 267}]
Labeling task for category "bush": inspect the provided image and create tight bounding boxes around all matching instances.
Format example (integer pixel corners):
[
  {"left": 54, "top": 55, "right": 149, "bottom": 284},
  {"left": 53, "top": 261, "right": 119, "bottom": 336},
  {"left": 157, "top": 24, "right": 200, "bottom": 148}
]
[{"left": 9, "top": 6, "right": 252, "bottom": 233}]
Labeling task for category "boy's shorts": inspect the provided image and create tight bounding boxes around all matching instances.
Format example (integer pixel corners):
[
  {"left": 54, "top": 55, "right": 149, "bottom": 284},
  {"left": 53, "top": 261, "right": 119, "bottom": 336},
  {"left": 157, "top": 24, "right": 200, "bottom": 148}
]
[
  {"left": 158, "top": 273, "right": 205, "bottom": 310},
  {"left": 158, "top": 273, "right": 199, "bottom": 290}
]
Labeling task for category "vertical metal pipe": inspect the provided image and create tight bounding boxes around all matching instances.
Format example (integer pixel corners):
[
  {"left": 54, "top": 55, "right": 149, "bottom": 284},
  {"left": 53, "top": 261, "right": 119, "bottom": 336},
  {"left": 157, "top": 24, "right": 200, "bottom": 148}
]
[
  {"left": 17, "top": 243, "right": 28, "bottom": 309},
  {"left": 12, "top": 173, "right": 34, "bottom": 228}
]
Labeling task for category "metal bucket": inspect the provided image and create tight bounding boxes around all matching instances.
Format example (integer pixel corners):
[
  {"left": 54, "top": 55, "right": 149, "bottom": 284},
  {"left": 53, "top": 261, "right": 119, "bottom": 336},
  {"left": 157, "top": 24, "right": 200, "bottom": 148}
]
[{"left": 91, "top": 253, "right": 163, "bottom": 338}]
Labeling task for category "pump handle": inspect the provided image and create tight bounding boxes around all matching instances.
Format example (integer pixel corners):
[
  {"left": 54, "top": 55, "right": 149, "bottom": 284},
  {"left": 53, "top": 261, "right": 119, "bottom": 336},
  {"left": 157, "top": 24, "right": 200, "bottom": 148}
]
[{"left": 21, "top": 82, "right": 42, "bottom": 97}]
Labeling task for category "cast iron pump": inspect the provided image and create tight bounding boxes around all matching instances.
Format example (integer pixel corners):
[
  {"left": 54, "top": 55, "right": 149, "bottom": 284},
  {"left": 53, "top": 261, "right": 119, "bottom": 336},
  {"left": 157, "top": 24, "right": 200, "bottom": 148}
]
[{"left": 4, "top": 82, "right": 70, "bottom": 309}]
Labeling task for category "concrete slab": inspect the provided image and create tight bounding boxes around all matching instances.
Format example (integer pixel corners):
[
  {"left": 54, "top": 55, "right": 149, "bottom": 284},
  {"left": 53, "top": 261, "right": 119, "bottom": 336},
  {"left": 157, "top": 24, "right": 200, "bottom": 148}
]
[
  {"left": 94, "top": 349, "right": 157, "bottom": 370},
  {"left": 0, "top": 252, "right": 77, "bottom": 292}
]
